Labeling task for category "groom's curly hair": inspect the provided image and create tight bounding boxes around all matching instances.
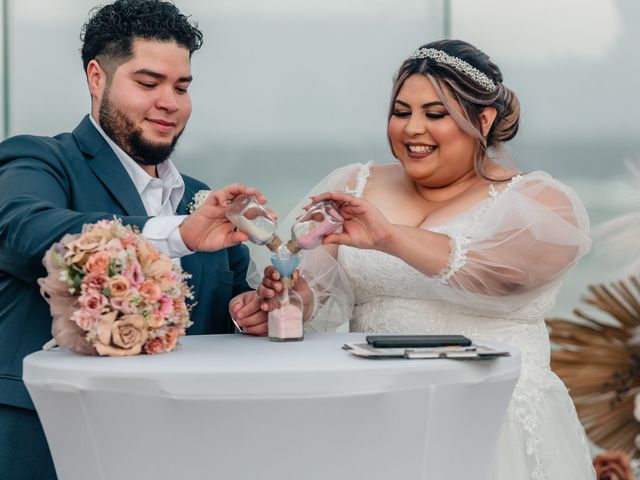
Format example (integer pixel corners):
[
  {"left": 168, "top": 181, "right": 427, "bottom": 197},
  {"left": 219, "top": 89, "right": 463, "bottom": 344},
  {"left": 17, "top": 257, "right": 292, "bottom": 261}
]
[{"left": 80, "top": 0, "right": 203, "bottom": 73}]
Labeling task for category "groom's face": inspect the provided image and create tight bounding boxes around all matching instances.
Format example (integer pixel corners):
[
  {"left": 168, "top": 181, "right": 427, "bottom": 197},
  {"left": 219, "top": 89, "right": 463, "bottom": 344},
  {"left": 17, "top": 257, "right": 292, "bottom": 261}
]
[{"left": 91, "top": 39, "right": 193, "bottom": 165}]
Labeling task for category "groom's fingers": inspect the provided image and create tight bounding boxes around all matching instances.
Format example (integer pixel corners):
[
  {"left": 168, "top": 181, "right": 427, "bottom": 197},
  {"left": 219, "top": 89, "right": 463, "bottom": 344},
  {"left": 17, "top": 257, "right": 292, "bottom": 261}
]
[
  {"left": 237, "top": 309, "right": 267, "bottom": 328},
  {"left": 223, "top": 230, "right": 249, "bottom": 248},
  {"left": 241, "top": 318, "right": 268, "bottom": 336},
  {"left": 235, "top": 294, "right": 261, "bottom": 319},
  {"left": 222, "top": 183, "right": 267, "bottom": 204}
]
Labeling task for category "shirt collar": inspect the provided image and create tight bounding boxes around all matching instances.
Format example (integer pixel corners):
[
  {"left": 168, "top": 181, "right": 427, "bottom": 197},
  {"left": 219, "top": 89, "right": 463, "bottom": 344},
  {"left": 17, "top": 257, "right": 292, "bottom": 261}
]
[{"left": 89, "top": 115, "right": 184, "bottom": 196}]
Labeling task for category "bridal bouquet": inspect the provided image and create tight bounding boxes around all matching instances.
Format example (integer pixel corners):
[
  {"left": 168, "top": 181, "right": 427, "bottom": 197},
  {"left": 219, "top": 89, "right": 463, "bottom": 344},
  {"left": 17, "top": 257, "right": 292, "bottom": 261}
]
[{"left": 38, "top": 218, "right": 193, "bottom": 356}]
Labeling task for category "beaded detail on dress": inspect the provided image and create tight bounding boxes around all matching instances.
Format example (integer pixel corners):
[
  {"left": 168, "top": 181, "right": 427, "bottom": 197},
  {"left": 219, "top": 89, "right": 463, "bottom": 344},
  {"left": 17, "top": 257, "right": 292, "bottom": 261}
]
[{"left": 345, "top": 161, "right": 372, "bottom": 197}]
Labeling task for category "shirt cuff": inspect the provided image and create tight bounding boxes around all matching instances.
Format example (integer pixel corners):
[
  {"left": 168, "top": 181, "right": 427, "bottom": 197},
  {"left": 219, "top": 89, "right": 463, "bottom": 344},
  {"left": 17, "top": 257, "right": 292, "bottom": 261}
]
[{"left": 142, "top": 215, "right": 193, "bottom": 259}]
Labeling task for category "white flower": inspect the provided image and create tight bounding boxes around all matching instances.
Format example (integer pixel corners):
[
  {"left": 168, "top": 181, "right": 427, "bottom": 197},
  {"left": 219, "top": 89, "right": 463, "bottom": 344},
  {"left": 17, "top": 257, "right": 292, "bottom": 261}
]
[{"left": 188, "top": 190, "right": 212, "bottom": 214}]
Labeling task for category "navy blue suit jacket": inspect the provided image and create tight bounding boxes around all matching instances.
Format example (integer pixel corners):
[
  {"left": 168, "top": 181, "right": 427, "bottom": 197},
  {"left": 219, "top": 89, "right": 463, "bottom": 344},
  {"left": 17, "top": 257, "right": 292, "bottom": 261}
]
[{"left": 0, "top": 116, "right": 252, "bottom": 410}]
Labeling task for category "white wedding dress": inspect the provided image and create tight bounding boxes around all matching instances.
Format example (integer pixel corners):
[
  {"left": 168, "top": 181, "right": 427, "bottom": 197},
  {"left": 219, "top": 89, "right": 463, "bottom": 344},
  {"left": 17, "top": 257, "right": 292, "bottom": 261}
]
[{"left": 292, "top": 162, "right": 596, "bottom": 479}]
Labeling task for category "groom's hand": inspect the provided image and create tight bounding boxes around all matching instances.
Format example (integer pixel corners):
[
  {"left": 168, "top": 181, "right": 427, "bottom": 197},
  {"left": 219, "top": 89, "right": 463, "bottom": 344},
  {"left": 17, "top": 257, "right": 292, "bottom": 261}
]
[
  {"left": 229, "top": 291, "right": 268, "bottom": 336},
  {"left": 179, "top": 184, "right": 267, "bottom": 252}
]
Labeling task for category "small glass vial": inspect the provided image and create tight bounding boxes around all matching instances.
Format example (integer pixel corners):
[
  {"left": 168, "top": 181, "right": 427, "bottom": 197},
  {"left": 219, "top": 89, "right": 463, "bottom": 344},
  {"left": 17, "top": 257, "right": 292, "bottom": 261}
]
[
  {"left": 268, "top": 278, "right": 304, "bottom": 342},
  {"left": 289, "top": 200, "right": 344, "bottom": 252},
  {"left": 225, "top": 194, "right": 282, "bottom": 251}
]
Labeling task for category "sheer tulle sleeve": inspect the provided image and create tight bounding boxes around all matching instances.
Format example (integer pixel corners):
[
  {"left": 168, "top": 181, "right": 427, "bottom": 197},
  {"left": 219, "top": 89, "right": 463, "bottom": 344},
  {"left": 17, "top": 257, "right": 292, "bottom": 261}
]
[
  {"left": 426, "top": 172, "right": 591, "bottom": 312},
  {"left": 249, "top": 168, "right": 590, "bottom": 326}
]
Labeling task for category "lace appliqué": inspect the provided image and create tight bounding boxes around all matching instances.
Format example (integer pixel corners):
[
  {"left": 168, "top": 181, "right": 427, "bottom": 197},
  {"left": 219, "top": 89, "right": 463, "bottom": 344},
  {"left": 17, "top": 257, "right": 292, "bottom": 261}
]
[
  {"left": 432, "top": 227, "right": 470, "bottom": 284},
  {"left": 344, "top": 161, "right": 372, "bottom": 198},
  {"left": 511, "top": 383, "right": 550, "bottom": 480},
  {"left": 431, "top": 174, "right": 524, "bottom": 285},
  {"left": 492, "top": 174, "right": 523, "bottom": 197}
]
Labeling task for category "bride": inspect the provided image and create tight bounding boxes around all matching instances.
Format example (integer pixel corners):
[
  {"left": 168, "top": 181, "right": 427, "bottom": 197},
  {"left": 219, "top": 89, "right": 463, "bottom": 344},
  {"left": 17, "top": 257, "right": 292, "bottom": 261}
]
[{"left": 244, "top": 39, "right": 596, "bottom": 479}]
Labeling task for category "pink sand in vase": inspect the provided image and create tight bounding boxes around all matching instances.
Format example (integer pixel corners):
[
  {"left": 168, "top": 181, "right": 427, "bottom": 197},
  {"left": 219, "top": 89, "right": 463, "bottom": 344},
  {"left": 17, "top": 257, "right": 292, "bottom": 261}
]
[
  {"left": 268, "top": 304, "right": 303, "bottom": 341},
  {"left": 292, "top": 202, "right": 344, "bottom": 250}
]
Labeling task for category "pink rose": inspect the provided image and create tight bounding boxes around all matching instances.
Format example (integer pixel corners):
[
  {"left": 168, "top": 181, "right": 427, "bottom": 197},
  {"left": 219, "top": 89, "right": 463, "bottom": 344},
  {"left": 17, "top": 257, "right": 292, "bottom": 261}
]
[
  {"left": 82, "top": 273, "right": 109, "bottom": 292},
  {"left": 143, "top": 328, "right": 182, "bottom": 354},
  {"left": 78, "top": 290, "right": 107, "bottom": 316},
  {"left": 123, "top": 261, "right": 144, "bottom": 289},
  {"left": 139, "top": 280, "right": 162, "bottom": 303},
  {"left": 148, "top": 314, "right": 165, "bottom": 328},
  {"left": 108, "top": 275, "right": 130, "bottom": 297},
  {"left": 84, "top": 251, "right": 110, "bottom": 274},
  {"left": 145, "top": 337, "right": 166, "bottom": 354},
  {"left": 110, "top": 296, "right": 134, "bottom": 314},
  {"left": 71, "top": 309, "right": 99, "bottom": 331},
  {"left": 121, "top": 234, "right": 137, "bottom": 248},
  {"left": 164, "top": 328, "right": 180, "bottom": 350},
  {"left": 155, "top": 295, "right": 174, "bottom": 317}
]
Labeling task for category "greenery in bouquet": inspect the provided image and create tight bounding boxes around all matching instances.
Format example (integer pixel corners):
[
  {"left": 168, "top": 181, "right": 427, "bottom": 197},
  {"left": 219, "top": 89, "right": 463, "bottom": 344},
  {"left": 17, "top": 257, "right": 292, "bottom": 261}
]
[{"left": 38, "top": 218, "right": 193, "bottom": 356}]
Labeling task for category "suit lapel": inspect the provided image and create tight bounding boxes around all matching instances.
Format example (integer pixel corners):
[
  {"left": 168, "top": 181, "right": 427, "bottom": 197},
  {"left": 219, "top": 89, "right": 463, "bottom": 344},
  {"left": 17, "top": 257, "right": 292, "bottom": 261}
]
[
  {"left": 73, "top": 116, "right": 147, "bottom": 216},
  {"left": 73, "top": 116, "right": 206, "bottom": 287}
]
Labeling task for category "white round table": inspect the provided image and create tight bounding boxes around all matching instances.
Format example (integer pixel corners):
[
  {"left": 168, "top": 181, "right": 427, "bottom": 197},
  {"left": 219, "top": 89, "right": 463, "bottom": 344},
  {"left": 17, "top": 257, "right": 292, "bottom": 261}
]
[{"left": 23, "top": 332, "right": 520, "bottom": 480}]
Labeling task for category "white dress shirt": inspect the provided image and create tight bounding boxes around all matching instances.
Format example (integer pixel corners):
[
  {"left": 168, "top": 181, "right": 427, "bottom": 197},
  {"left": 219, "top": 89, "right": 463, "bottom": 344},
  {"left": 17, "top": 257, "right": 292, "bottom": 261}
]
[{"left": 90, "top": 116, "right": 192, "bottom": 260}]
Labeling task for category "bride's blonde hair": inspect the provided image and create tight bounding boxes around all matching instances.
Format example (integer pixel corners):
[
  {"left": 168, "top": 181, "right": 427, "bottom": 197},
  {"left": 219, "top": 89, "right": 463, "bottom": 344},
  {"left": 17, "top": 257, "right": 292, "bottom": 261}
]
[{"left": 388, "top": 39, "right": 520, "bottom": 182}]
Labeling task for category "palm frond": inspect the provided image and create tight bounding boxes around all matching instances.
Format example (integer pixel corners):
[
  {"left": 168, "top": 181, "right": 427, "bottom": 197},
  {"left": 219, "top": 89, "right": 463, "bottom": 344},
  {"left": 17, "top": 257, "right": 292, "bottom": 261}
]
[{"left": 546, "top": 276, "right": 640, "bottom": 458}]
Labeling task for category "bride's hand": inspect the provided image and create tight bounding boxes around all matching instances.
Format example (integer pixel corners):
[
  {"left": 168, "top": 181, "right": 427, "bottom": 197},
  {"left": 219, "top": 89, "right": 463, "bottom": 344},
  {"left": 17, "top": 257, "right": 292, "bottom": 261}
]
[{"left": 309, "top": 192, "right": 393, "bottom": 250}]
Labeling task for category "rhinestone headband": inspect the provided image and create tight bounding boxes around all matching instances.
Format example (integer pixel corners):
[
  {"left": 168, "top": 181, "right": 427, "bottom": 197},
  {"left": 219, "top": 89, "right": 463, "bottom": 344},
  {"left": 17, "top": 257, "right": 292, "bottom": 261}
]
[{"left": 409, "top": 47, "right": 497, "bottom": 92}]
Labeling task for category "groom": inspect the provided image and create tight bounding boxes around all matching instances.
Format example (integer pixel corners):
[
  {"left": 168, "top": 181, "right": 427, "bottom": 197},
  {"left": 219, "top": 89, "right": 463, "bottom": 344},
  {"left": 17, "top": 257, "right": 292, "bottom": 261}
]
[{"left": 0, "top": 1, "right": 266, "bottom": 477}]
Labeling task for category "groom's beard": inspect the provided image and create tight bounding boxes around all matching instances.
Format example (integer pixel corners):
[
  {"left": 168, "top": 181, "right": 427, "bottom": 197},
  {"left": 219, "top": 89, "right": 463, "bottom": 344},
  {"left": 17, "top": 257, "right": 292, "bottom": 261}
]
[{"left": 98, "top": 95, "right": 184, "bottom": 166}]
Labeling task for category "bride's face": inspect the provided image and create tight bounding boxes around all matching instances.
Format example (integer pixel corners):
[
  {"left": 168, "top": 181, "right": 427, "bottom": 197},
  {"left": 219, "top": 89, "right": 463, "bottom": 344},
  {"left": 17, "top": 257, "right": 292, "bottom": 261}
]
[{"left": 388, "top": 74, "right": 477, "bottom": 187}]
